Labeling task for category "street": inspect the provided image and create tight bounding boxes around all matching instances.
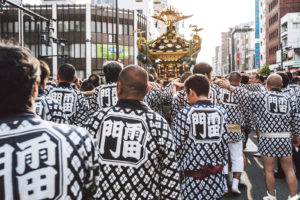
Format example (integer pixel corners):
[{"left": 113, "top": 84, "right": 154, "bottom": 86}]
[{"left": 224, "top": 134, "right": 300, "bottom": 200}]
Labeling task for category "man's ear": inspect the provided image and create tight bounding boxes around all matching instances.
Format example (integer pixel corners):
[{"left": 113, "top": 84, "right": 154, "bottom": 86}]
[
  {"left": 57, "top": 74, "right": 60, "bottom": 82},
  {"left": 117, "top": 81, "right": 122, "bottom": 95},
  {"left": 145, "top": 84, "right": 151, "bottom": 95},
  {"left": 72, "top": 76, "right": 77, "bottom": 83}
]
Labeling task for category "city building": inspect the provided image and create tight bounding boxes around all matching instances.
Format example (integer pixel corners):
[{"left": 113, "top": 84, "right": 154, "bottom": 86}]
[
  {"left": 221, "top": 31, "right": 230, "bottom": 75},
  {"left": 281, "top": 12, "right": 300, "bottom": 71},
  {"left": 266, "top": 0, "right": 300, "bottom": 68},
  {"left": 0, "top": 4, "right": 147, "bottom": 78},
  {"left": 255, "top": 0, "right": 267, "bottom": 69}
]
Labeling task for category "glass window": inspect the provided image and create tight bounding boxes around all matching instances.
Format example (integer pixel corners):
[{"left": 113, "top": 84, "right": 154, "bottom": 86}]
[
  {"left": 75, "top": 44, "right": 80, "bottom": 58},
  {"left": 31, "top": 21, "right": 35, "bottom": 32},
  {"left": 64, "top": 21, "right": 69, "bottom": 32},
  {"left": 8, "top": 22, "right": 13, "bottom": 33},
  {"left": 81, "top": 44, "right": 86, "bottom": 57},
  {"left": 58, "top": 21, "right": 63, "bottom": 32},
  {"left": 124, "top": 24, "right": 128, "bottom": 35},
  {"left": 91, "top": 21, "right": 96, "bottom": 32},
  {"left": 70, "top": 44, "right": 75, "bottom": 58},
  {"left": 81, "top": 21, "right": 86, "bottom": 32},
  {"left": 58, "top": 45, "right": 63, "bottom": 55},
  {"left": 130, "top": 46, "right": 134, "bottom": 56},
  {"left": 75, "top": 21, "right": 80, "bottom": 32},
  {"left": 70, "top": 21, "right": 75, "bottom": 31},
  {"left": 41, "top": 44, "right": 47, "bottom": 56},
  {"left": 42, "top": 21, "right": 47, "bottom": 32},
  {"left": 119, "top": 24, "right": 123, "bottom": 35},
  {"left": 108, "top": 22, "right": 112, "bottom": 34},
  {"left": 129, "top": 25, "right": 133, "bottom": 35},
  {"left": 24, "top": 21, "right": 29, "bottom": 32},
  {"left": 97, "top": 22, "right": 101, "bottom": 32},
  {"left": 48, "top": 46, "right": 52, "bottom": 56},
  {"left": 92, "top": 43, "right": 96, "bottom": 58},
  {"left": 103, "top": 22, "right": 107, "bottom": 33},
  {"left": 30, "top": 45, "right": 36, "bottom": 56}
]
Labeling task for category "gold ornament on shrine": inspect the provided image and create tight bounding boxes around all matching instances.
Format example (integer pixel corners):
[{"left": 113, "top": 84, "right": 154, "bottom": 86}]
[{"left": 134, "top": 5, "right": 202, "bottom": 82}]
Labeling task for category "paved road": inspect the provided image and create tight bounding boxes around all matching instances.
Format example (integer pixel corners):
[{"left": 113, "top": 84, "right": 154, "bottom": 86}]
[{"left": 223, "top": 134, "right": 300, "bottom": 200}]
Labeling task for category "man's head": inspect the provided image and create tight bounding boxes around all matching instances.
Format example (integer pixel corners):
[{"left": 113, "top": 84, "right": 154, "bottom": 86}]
[
  {"left": 241, "top": 75, "right": 249, "bottom": 84},
  {"left": 185, "top": 74, "right": 210, "bottom": 105},
  {"left": 229, "top": 72, "right": 242, "bottom": 86},
  {"left": 88, "top": 74, "right": 100, "bottom": 87},
  {"left": 259, "top": 75, "right": 265, "bottom": 84},
  {"left": 249, "top": 73, "right": 260, "bottom": 84},
  {"left": 57, "top": 63, "right": 76, "bottom": 83},
  {"left": 180, "top": 72, "right": 192, "bottom": 83},
  {"left": 117, "top": 65, "right": 148, "bottom": 101},
  {"left": 0, "top": 42, "right": 40, "bottom": 115},
  {"left": 266, "top": 74, "right": 283, "bottom": 90},
  {"left": 103, "top": 61, "right": 123, "bottom": 83},
  {"left": 292, "top": 72, "right": 298, "bottom": 79},
  {"left": 277, "top": 72, "right": 289, "bottom": 88},
  {"left": 192, "top": 62, "right": 213, "bottom": 81},
  {"left": 286, "top": 71, "right": 292, "bottom": 82},
  {"left": 39, "top": 60, "right": 50, "bottom": 90}
]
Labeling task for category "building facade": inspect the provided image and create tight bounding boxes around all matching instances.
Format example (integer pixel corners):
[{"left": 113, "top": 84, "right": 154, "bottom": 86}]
[
  {"left": 266, "top": 0, "right": 300, "bottom": 66},
  {"left": 281, "top": 12, "right": 300, "bottom": 70},
  {"left": 221, "top": 32, "right": 230, "bottom": 75},
  {"left": 0, "top": 4, "right": 147, "bottom": 78},
  {"left": 255, "top": 0, "right": 267, "bottom": 69}
]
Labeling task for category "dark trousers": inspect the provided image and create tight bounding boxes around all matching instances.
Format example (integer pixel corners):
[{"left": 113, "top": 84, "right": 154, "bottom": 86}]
[{"left": 277, "top": 146, "right": 300, "bottom": 176}]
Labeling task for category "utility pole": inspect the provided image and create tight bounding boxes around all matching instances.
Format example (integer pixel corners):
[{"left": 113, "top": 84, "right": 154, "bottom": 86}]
[{"left": 116, "top": 0, "right": 119, "bottom": 60}]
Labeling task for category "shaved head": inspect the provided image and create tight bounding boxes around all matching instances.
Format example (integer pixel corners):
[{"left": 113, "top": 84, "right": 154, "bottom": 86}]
[
  {"left": 267, "top": 74, "right": 282, "bottom": 89},
  {"left": 229, "top": 72, "right": 242, "bottom": 83},
  {"left": 118, "top": 65, "right": 148, "bottom": 99}
]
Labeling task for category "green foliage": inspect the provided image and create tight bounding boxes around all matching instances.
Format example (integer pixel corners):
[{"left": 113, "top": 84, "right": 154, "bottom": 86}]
[{"left": 259, "top": 65, "right": 270, "bottom": 77}]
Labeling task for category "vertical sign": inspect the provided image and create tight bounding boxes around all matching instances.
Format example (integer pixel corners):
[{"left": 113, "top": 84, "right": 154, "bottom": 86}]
[
  {"left": 255, "top": 43, "right": 260, "bottom": 67},
  {"left": 255, "top": 0, "right": 260, "bottom": 39}
]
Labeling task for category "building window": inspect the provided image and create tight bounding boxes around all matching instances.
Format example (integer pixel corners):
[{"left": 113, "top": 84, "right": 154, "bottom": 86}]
[
  {"left": 81, "top": 44, "right": 86, "bottom": 58},
  {"left": 31, "top": 21, "right": 35, "bottom": 32},
  {"left": 91, "top": 21, "right": 96, "bottom": 32},
  {"left": 97, "top": 22, "right": 101, "bottom": 32},
  {"left": 103, "top": 22, "right": 107, "bottom": 33},
  {"left": 81, "top": 21, "right": 86, "bottom": 32},
  {"left": 24, "top": 21, "right": 29, "bottom": 32},
  {"left": 14, "top": 22, "right": 19, "bottom": 33},
  {"left": 70, "top": 21, "right": 75, "bottom": 31},
  {"left": 8, "top": 22, "right": 13, "bottom": 33},
  {"left": 92, "top": 43, "right": 96, "bottom": 58},
  {"left": 108, "top": 22, "right": 112, "bottom": 34},
  {"left": 293, "top": 23, "right": 300, "bottom": 29},
  {"left": 129, "top": 25, "right": 133, "bottom": 35},
  {"left": 64, "top": 21, "right": 69, "bottom": 32},
  {"left": 119, "top": 24, "right": 123, "bottom": 35},
  {"left": 124, "top": 24, "right": 128, "bottom": 35},
  {"left": 58, "top": 21, "right": 63, "bottom": 32},
  {"left": 75, "top": 21, "right": 80, "bottom": 32}
]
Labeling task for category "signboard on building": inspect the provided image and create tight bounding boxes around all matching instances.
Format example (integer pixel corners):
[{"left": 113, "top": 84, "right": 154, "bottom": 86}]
[
  {"left": 255, "top": 0, "right": 260, "bottom": 39},
  {"left": 97, "top": 44, "right": 129, "bottom": 59},
  {"left": 276, "top": 50, "right": 281, "bottom": 63},
  {"left": 255, "top": 43, "right": 260, "bottom": 67}
]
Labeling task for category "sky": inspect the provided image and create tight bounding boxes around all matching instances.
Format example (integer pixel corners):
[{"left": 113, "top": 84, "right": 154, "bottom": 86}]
[
  {"left": 168, "top": 0, "right": 255, "bottom": 64},
  {"left": 23, "top": 0, "right": 255, "bottom": 65}
]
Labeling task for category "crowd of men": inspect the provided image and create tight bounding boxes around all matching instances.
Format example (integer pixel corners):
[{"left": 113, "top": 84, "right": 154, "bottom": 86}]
[{"left": 1, "top": 41, "right": 300, "bottom": 200}]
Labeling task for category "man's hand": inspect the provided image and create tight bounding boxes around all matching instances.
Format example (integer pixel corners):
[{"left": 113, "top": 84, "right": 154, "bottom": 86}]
[
  {"left": 292, "top": 135, "right": 300, "bottom": 147},
  {"left": 148, "top": 81, "right": 160, "bottom": 89}
]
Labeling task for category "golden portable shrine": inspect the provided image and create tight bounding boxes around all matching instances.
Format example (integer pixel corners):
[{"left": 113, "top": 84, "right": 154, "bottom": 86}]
[{"left": 134, "top": 5, "right": 202, "bottom": 82}]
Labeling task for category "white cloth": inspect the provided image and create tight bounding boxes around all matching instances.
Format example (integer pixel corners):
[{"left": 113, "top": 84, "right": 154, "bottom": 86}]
[{"left": 229, "top": 141, "right": 244, "bottom": 172}]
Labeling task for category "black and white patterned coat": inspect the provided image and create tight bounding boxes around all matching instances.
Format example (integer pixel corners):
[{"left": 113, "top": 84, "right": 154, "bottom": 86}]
[
  {"left": 250, "top": 89, "right": 300, "bottom": 157},
  {"left": 218, "top": 87, "right": 252, "bottom": 143},
  {"left": 171, "top": 84, "right": 221, "bottom": 121},
  {"left": 241, "top": 83, "right": 266, "bottom": 92},
  {"left": 144, "top": 87, "right": 170, "bottom": 116},
  {"left": 288, "top": 84, "right": 300, "bottom": 110},
  {"left": 35, "top": 90, "right": 68, "bottom": 124},
  {"left": 89, "top": 82, "right": 118, "bottom": 114},
  {"left": 47, "top": 82, "right": 89, "bottom": 127},
  {"left": 172, "top": 100, "right": 229, "bottom": 200},
  {"left": 86, "top": 99, "right": 181, "bottom": 200},
  {"left": 0, "top": 112, "right": 100, "bottom": 199}
]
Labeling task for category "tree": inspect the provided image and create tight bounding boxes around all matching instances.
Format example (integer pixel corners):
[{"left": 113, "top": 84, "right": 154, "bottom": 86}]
[{"left": 259, "top": 65, "right": 270, "bottom": 77}]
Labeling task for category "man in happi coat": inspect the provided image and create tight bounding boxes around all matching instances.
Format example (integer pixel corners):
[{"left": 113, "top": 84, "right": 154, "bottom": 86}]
[
  {"left": 86, "top": 65, "right": 181, "bottom": 199},
  {"left": 47, "top": 63, "right": 89, "bottom": 127},
  {"left": 250, "top": 74, "right": 300, "bottom": 200},
  {"left": 173, "top": 74, "right": 230, "bottom": 200},
  {"left": 0, "top": 42, "right": 100, "bottom": 199}
]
